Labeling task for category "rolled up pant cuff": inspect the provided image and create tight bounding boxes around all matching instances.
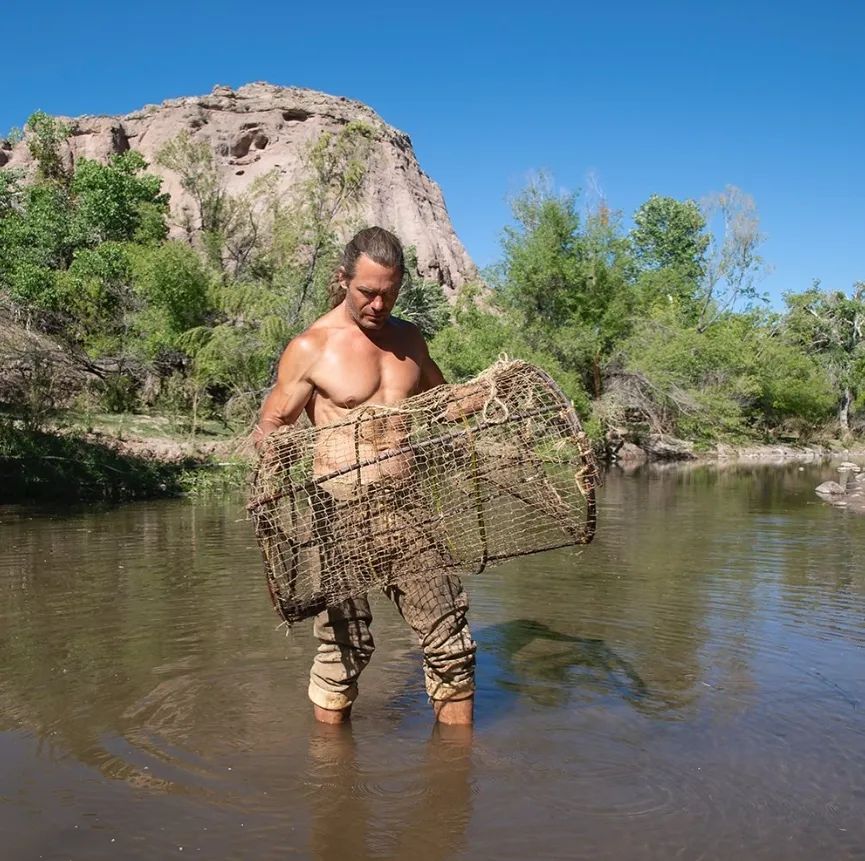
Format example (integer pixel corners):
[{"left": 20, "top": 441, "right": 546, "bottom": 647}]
[
  {"left": 426, "top": 681, "right": 475, "bottom": 703},
  {"left": 308, "top": 681, "right": 358, "bottom": 711}
]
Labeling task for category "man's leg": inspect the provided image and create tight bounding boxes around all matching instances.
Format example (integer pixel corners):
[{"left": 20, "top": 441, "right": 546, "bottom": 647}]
[
  {"left": 309, "top": 595, "right": 374, "bottom": 723},
  {"left": 384, "top": 575, "right": 476, "bottom": 725},
  {"left": 433, "top": 696, "right": 474, "bottom": 725}
]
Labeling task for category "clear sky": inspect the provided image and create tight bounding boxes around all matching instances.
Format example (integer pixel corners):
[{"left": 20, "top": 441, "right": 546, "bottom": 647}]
[{"left": 4, "top": 0, "right": 863, "bottom": 304}]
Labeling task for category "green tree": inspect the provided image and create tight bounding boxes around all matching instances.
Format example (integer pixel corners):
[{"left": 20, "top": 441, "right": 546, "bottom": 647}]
[
  {"left": 429, "top": 284, "right": 590, "bottom": 415},
  {"left": 0, "top": 169, "right": 23, "bottom": 216},
  {"left": 0, "top": 180, "right": 73, "bottom": 314},
  {"left": 498, "top": 175, "right": 635, "bottom": 397},
  {"left": 70, "top": 152, "right": 168, "bottom": 245},
  {"left": 131, "top": 241, "right": 213, "bottom": 360},
  {"left": 25, "top": 111, "right": 71, "bottom": 185},
  {"left": 632, "top": 194, "right": 708, "bottom": 281},
  {"left": 58, "top": 242, "right": 134, "bottom": 356},
  {"left": 605, "top": 306, "right": 835, "bottom": 442},
  {"left": 393, "top": 247, "right": 450, "bottom": 338},
  {"left": 783, "top": 282, "right": 865, "bottom": 432},
  {"left": 429, "top": 288, "right": 511, "bottom": 381},
  {"left": 631, "top": 195, "right": 708, "bottom": 316},
  {"left": 1, "top": 140, "right": 169, "bottom": 341}
]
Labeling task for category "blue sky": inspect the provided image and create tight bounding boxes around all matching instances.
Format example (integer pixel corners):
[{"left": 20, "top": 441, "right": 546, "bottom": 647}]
[{"left": 4, "top": 0, "right": 863, "bottom": 305}]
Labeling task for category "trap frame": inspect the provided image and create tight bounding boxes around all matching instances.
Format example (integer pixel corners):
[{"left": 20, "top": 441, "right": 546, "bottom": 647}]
[{"left": 249, "top": 360, "right": 598, "bottom": 624}]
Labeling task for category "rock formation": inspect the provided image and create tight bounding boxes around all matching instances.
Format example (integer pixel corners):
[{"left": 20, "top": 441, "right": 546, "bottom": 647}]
[
  {"left": 0, "top": 82, "right": 477, "bottom": 292},
  {"left": 816, "top": 466, "right": 865, "bottom": 514}
]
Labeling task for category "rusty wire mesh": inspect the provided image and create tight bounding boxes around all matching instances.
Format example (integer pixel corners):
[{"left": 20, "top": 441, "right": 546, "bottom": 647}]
[{"left": 248, "top": 360, "right": 598, "bottom": 625}]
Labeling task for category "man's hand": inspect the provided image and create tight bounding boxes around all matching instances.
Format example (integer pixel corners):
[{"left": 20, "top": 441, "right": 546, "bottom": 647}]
[{"left": 255, "top": 426, "right": 300, "bottom": 476}]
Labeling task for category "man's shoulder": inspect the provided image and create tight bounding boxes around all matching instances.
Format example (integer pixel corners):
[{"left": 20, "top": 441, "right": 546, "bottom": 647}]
[
  {"left": 277, "top": 325, "right": 332, "bottom": 377},
  {"left": 288, "top": 311, "right": 346, "bottom": 354},
  {"left": 284, "top": 327, "right": 326, "bottom": 357},
  {"left": 388, "top": 315, "right": 427, "bottom": 345}
]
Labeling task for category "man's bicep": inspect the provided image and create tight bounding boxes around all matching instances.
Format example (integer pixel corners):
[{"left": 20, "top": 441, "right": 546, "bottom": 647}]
[
  {"left": 420, "top": 346, "right": 446, "bottom": 390},
  {"left": 264, "top": 370, "right": 314, "bottom": 424},
  {"left": 257, "top": 339, "right": 317, "bottom": 436}
]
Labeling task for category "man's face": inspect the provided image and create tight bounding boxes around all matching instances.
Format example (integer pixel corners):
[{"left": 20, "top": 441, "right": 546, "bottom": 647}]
[{"left": 340, "top": 254, "right": 402, "bottom": 332}]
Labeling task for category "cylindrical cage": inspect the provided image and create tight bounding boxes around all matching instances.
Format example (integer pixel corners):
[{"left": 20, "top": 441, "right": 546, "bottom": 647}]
[{"left": 248, "top": 360, "right": 598, "bottom": 624}]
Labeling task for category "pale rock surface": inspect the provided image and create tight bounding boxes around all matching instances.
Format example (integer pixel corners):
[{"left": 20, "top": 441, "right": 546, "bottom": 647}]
[
  {"left": 816, "top": 481, "right": 846, "bottom": 496},
  {"left": 614, "top": 441, "right": 648, "bottom": 463},
  {"left": 816, "top": 475, "right": 865, "bottom": 514},
  {"left": 1, "top": 83, "right": 477, "bottom": 292},
  {"left": 642, "top": 434, "right": 695, "bottom": 461}
]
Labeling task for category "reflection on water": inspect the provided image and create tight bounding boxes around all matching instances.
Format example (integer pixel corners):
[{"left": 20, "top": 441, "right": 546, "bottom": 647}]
[
  {"left": 1, "top": 460, "right": 864, "bottom": 859},
  {"left": 306, "top": 722, "right": 473, "bottom": 861}
]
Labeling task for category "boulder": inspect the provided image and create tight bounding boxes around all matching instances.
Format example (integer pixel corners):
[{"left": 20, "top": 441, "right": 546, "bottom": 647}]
[
  {"left": 614, "top": 442, "right": 648, "bottom": 463},
  {"left": 1, "top": 82, "right": 477, "bottom": 293},
  {"left": 837, "top": 462, "right": 862, "bottom": 473},
  {"left": 643, "top": 434, "right": 695, "bottom": 461},
  {"left": 815, "top": 481, "right": 846, "bottom": 496}
]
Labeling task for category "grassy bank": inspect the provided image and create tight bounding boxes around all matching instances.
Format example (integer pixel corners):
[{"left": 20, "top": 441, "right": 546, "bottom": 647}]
[
  {"left": 0, "top": 417, "right": 251, "bottom": 504},
  {"left": 0, "top": 423, "right": 193, "bottom": 503}
]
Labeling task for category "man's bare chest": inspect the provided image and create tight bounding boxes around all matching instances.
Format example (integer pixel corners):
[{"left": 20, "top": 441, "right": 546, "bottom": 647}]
[{"left": 311, "top": 340, "right": 423, "bottom": 410}]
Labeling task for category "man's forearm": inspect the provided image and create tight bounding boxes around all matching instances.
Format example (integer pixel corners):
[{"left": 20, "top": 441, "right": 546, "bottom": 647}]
[
  {"left": 254, "top": 416, "right": 285, "bottom": 450},
  {"left": 442, "top": 382, "right": 487, "bottom": 421}
]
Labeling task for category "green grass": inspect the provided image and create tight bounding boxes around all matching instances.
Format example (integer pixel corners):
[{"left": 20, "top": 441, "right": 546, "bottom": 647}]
[
  {"left": 63, "top": 410, "right": 238, "bottom": 442},
  {"left": 177, "top": 458, "right": 251, "bottom": 497}
]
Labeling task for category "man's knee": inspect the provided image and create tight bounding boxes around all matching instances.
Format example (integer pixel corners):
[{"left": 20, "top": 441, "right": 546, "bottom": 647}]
[
  {"left": 312, "top": 597, "right": 374, "bottom": 654},
  {"left": 417, "top": 587, "right": 476, "bottom": 700},
  {"left": 422, "top": 610, "right": 475, "bottom": 665},
  {"left": 309, "top": 597, "right": 375, "bottom": 709}
]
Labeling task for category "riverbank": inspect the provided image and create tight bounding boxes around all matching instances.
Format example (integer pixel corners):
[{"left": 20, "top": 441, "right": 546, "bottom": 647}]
[
  {"left": 0, "top": 418, "right": 249, "bottom": 504},
  {"left": 612, "top": 434, "right": 865, "bottom": 466},
  {"left": 610, "top": 436, "right": 865, "bottom": 514},
  {"left": 5, "top": 415, "right": 864, "bottom": 506}
]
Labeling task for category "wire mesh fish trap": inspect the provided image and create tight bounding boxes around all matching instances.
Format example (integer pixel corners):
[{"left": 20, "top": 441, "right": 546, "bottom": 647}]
[{"left": 248, "top": 360, "right": 598, "bottom": 624}]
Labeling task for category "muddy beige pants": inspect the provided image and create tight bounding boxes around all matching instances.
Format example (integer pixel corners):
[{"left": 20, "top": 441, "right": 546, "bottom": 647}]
[{"left": 308, "top": 573, "right": 476, "bottom": 711}]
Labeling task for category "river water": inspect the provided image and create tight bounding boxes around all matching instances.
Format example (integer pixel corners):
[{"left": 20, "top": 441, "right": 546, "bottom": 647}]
[{"left": 1, "top": 461, "right": 863, "bottom": 860}]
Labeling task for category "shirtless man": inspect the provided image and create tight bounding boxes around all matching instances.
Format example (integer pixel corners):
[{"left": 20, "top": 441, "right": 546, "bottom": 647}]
[{"left": 255, "top": 227, "right": 476, "bottom": 726}]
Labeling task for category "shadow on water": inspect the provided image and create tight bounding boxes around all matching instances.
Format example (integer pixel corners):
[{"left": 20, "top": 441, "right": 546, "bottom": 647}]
[{"left": 477, "top": 618, "right": 656, "bottom": 713}]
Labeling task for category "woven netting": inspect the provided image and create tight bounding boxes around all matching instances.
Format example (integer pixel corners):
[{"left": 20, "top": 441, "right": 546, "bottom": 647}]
[{"left": 248, "top": 360, "right": 598, "bottom": 624}]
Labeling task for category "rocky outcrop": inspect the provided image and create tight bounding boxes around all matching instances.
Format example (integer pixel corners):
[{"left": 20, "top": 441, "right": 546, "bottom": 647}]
[
  {"left": 1, "top": 82, "right": 477, "bottom": 292},
  {"left": 815, "top": 469, "right": 865, "bottom": 513},
  {"left": 641, "top": 434, "right": 696, "bottom": 461},
  {"left": 612, "top": 441, "right": 648, "bottom": 463},
  {"left": 816, "top": 481, "right": 846, "bottom": 496}
]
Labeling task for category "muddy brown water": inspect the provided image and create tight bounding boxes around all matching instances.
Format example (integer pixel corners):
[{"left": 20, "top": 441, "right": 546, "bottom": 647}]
[{"left": 1, "top": 462, "right": 864, "bottom": 860}]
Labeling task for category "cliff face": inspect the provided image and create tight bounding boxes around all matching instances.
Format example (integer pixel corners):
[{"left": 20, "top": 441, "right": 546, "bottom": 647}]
[{"left": 0, "top": 82, "right": 476, "bottom": 291}]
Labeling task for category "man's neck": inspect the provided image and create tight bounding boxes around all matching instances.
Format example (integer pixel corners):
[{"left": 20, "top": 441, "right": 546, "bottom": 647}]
[{"left": 337, "top": 302, "right": 393, "bottom": 342}]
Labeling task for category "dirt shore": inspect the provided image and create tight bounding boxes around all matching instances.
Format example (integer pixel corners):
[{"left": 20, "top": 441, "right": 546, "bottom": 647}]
[{"left": 709, "top": 442, "right": 865, "bottom": 463}]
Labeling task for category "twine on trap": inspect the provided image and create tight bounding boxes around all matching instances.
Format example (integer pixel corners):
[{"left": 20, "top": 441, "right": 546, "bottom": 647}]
[{"left": 248, "top": 360, "right": 599, "bottom": 625}]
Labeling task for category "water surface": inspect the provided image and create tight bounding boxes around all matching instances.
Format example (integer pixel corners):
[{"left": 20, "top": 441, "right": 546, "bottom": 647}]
[{"left": 1, "top": 461, "right": 863, "bottom": 860}]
